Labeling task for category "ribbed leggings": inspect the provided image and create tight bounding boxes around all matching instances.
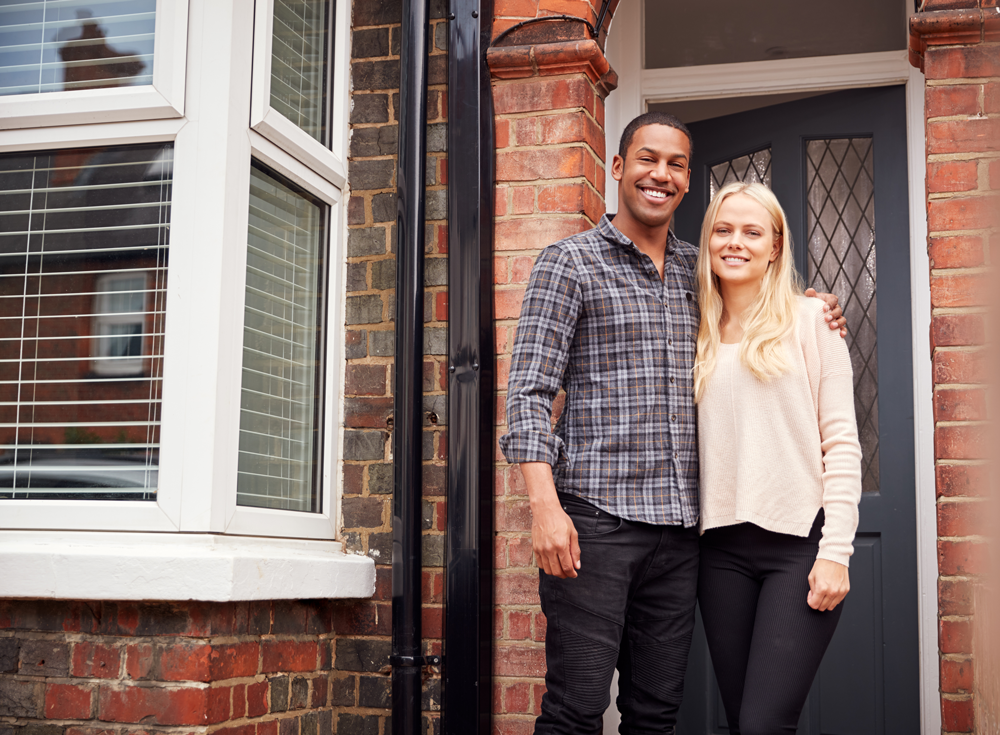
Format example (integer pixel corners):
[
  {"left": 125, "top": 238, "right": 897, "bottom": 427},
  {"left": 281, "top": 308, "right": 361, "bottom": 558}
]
[{"left": 697, "top": 514, "right": 843, "bottom": 735}]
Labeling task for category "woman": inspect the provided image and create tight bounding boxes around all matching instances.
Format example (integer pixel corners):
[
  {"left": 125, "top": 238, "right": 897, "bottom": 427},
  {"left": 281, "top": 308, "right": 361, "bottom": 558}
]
[{"left": 693, "top": 182, "right": 862, "bottom": 735}]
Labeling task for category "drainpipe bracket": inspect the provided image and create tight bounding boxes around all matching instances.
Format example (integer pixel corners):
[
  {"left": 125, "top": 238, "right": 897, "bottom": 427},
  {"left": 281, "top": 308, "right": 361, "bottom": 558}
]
[{"left": 390, "top": 654, "right": 442, "bottom": 668}]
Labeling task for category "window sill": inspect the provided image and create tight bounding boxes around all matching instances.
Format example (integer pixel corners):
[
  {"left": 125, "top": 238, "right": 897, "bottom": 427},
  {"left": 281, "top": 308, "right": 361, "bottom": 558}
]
[{"left": 0, "top": 531, "right": 374, "bottom": 602}]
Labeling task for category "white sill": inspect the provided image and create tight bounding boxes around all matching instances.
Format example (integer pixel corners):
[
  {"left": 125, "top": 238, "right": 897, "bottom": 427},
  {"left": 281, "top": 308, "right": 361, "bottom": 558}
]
[{"left": 0, "top": 531, "right": 375, "bottom": 602}]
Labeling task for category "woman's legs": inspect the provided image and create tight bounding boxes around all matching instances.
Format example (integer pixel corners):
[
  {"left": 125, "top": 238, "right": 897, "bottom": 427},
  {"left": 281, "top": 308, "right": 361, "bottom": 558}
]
[
  {"left": 697, "top": 527, "right": 762, "bottom": 733},
  {"left": 736, "top": 534, "right": 842, "bottom": 735},
  {"left": 697, "top": 518, "right": 844, "bottom": 735}
]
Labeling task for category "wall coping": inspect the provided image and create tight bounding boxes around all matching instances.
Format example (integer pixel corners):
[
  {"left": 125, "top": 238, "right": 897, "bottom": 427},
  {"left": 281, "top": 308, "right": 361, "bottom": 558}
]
[
  {"left": 488, "top": 39, "right": 618, "bottom": 96},
  {"left": 0, "top": 531, "right": 375, "bottom": 601},
  {"left": 909, "top": 7, "right": 992, "bottom": 70}
]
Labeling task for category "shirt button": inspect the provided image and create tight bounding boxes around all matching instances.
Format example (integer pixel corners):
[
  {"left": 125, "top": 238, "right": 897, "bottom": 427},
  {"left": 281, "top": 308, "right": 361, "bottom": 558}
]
[
  {"left": 670, "top": 377, "right": 675, "bottom": 383},
  {"left": 668, "top": 339, "right": 673, "bottom": 346},
  {"left": 671, "top": 415, "right": 677, "bottom": 422},
  {"left": 674, "top": 452, "right": 679, "bottom": 459}
]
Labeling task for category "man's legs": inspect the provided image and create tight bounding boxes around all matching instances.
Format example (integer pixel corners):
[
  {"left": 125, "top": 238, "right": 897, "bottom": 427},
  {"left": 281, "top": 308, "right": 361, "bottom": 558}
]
[
  {"left": 534, "top": 494, "right": 657, "bottom": 735},
  {"left": 616, "top": 525, "right": 700, "bottom": 735}
]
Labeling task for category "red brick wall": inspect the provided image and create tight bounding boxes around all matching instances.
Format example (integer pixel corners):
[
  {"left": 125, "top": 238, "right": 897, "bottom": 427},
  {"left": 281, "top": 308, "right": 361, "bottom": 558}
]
[
  {"left": 913, "top": 6, "right": 997, "bottom": 732},
  {"left": 0, "top": 600, "right": 350, "bottom": 731}
]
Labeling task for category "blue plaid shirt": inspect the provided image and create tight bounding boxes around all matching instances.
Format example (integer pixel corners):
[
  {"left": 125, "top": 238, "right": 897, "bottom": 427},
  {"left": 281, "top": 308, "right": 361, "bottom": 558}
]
[{"left": 500, "top": 214, "right": 700, "bottom": 527}]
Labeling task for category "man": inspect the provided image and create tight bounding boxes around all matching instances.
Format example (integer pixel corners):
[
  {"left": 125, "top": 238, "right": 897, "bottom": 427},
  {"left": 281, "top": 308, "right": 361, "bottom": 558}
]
[{"left": 498, "top": 111, "right": 846, "bottom": 735}]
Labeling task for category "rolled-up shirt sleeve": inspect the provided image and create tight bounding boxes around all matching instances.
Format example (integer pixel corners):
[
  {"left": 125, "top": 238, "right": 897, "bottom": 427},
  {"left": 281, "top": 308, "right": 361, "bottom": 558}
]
[{"left": 499, "top": 245, "right": 583, "bottom": 467}]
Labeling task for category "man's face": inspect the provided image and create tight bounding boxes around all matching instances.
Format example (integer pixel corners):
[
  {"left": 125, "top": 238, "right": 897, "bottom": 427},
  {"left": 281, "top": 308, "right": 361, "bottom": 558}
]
[{"left": 612, "top": 124, "right": 691, "bottom": 229}]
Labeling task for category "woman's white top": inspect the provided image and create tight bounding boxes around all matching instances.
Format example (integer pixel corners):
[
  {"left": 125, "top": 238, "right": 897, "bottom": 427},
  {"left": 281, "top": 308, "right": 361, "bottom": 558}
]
[{"left": 697, "top": 296, "right": 863, "bottom": 566}]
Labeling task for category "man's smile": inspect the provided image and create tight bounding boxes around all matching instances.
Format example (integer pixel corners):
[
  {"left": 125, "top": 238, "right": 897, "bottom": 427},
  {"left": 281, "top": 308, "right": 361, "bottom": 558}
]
[{"left": 638, "top": 185, "right": 674, "bottom": 202}]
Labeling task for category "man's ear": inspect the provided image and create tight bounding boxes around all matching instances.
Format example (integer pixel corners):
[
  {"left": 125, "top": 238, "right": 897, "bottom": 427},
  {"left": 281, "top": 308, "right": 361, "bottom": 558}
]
[{"left": 611, "top": 154, "right": 624, "bottom": 182}]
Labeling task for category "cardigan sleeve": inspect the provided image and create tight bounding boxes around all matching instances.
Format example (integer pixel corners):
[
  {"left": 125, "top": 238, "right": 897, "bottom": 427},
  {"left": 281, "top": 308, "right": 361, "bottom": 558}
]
[{"left": 810, "top": 304, "right": 864, "bottom": 566}]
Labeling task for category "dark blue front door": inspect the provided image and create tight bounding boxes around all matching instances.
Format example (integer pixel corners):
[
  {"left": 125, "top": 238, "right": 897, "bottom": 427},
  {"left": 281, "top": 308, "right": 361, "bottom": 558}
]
[{"left": 672, "top": 86, "right": 919, "bottom": 735}]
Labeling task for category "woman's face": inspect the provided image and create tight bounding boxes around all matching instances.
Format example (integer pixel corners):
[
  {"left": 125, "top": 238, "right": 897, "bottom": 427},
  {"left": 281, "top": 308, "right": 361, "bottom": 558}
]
[{"left": 708, "top": 193, "right": 780, "bottom": 288}]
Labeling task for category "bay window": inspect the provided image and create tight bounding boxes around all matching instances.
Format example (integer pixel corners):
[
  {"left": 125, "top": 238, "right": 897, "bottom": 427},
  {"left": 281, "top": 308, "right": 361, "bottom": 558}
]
[{"left": 0, "top": 0, "right": 369, "bottom": 602}]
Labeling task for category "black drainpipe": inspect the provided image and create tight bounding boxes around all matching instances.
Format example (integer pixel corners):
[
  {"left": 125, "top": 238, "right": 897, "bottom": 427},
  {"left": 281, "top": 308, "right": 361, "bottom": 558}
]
[
  {"left": 391, "top": 0, "right": 433, "bottom": 731},
  {"left": 443, "top": 0, "right": 495, "bottom": 731}
]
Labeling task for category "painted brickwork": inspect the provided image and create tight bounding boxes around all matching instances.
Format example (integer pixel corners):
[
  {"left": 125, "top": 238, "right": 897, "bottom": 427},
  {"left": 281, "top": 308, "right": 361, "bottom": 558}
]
[
  {"left": 337, "top": 0, "right": 449, "bottom": 732},
  {"left": 0, "top": 600, "right": 348, "bottom": 731},
  {"left": 489, "top": 3, "right": 614, "bottom": 726}
]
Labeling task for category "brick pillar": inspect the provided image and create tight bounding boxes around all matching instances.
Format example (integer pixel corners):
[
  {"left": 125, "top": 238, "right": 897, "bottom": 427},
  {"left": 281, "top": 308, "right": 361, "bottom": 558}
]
[
  {"left": 911, "top": 5, "right": 996, "bottom": 733},
  {"left": 488, "top": 7, "right": 617, "bottom": 728}
]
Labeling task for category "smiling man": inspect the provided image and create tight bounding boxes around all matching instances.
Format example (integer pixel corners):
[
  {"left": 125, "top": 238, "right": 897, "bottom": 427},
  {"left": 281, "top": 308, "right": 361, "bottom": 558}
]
[{"left": 499, "top": 111, "right": 846, "bottom": 735}]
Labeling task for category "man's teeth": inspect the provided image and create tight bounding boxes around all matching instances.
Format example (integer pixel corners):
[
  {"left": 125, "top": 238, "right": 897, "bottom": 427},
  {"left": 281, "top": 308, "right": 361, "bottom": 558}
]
[{"left": 643, "top": 188, "right": 667, "bottom": 199}]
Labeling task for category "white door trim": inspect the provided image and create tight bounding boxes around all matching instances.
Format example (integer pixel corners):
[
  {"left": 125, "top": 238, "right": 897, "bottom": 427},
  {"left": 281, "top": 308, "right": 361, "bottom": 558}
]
[
  {"left": 641, "top": 50, "right": 911, "bottom": 104},
  {"left": 604, "top": 10, "right": 938, "bottom": 735}
]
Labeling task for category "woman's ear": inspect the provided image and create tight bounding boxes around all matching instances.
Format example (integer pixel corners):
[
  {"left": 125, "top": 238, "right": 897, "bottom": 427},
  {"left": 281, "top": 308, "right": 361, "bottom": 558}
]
[{"left": 770, "top": 235, "right": 782, "bottom": 262}]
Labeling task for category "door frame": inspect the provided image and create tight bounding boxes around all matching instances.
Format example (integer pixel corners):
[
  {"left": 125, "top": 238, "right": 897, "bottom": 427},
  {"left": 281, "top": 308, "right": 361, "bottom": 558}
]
[{"left": 604, "top": 4, "right": 938, "bottom": 733}]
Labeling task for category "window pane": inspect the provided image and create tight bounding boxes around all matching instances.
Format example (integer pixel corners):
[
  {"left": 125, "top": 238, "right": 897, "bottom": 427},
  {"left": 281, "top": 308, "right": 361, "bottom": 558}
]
[
  {"left": 270, "top": 0, "right": 330, "bottom": 144},
  {"left": 237, "top": 163, "right": 326, "bottom": 512},
  {"left": 0, "top": 142, "right": 172, "bottom": 500},
  {"left": 805, "top": 138, "right": 879, "bottom": 494},
  {"left": 709, "top": 147, "right": 771, "bottom": 200},
  {"left": 0, "top": 0, "right": 156, "bottom": 96}
]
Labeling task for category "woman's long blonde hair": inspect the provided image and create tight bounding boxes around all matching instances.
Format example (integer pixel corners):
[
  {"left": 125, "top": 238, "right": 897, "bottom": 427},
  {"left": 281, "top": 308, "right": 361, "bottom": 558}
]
[{"left": 693, "top": 182, "right": 802, "bottom": 402}]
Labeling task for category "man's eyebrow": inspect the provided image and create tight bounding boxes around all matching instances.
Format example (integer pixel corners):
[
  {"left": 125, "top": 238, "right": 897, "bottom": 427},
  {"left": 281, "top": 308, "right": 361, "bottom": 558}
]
[{"left": 635, "top": 146, "right": 689, "bottom": 162}]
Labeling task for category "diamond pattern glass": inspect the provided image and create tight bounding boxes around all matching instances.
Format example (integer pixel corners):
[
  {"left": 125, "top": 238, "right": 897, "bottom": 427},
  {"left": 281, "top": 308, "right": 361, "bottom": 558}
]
[
  {"left": 710, "top": 147, "right": 772, "bottom": 199},
  {"left": 805, "top": 138, "right": 879, "bottom": 493}
]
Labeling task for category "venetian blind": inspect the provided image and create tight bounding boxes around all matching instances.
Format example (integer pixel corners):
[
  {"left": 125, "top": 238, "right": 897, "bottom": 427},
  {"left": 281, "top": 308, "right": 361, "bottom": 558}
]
[
  {"left": 0, "top": 0, "right": 156, "bottom": 97},
  {"left": 0, "top": 143, "right": 172, "bottom": 500},
  {"left": 270, "top": 0, "right": 330, "bottom": 144},
  {"left": 237, "top": 163, "right": 326, "bottom": 513}
]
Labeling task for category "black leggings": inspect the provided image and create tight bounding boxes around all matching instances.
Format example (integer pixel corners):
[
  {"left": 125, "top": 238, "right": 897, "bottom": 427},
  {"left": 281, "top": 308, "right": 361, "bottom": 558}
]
[{"left": 697, "top": 514, "right": 843, "bottom": 735}]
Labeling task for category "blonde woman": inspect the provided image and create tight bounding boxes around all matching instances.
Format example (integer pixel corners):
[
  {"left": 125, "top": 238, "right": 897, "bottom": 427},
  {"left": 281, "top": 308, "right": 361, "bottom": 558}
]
[{"left": 693, "top": 182, "right": 862, "bottom": 735}]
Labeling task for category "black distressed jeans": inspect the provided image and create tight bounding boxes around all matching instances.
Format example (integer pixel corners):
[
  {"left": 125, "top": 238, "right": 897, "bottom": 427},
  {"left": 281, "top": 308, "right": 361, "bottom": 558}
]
[{"left": 534, "top": 492, "right": 700, "bottom": 735}]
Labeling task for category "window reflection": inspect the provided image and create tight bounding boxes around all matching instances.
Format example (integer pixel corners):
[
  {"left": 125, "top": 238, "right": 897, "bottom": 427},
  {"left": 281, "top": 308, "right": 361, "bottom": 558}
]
[
  {"left": 0, "top": 1, "right": 155, "bottom": 96},
  {"left": 0, "top": 143, "right": 172, "bottom": 500},
  {"left": 271, "top": 0, "right": 330, "bottom": 144}
]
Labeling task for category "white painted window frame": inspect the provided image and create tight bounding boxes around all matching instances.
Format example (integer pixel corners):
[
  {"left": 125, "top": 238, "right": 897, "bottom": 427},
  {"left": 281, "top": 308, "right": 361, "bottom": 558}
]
[
  {"left": 248, "top": 0, "right": 349, "bottom": 190},
  {"left": 0, "top": 0, "right": 369, "bottom": 603},
  {"left": 0, "top": 0, "right": 190, "bottom": 131},
  {"left": 604, "top": 4, "right": 938, "bottom": 734}
]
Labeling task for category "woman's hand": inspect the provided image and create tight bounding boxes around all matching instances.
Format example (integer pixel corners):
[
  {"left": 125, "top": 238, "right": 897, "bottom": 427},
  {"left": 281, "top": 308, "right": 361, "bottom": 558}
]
[{"left": 807, "top": 559, "right": 850, "bottom": 611}]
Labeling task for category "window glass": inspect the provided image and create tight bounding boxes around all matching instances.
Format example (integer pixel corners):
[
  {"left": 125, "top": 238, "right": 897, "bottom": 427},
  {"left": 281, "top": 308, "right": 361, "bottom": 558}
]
[
  {"left": 805, "top": 138, "right": 879, "bottom": 494},
  {"left": 237, "top": 162, "right": 326, "bottom": 512},
  {"left": 0, "top": 0, "right": 156, "bottom": 96},
  {"left": 270, "top": 0, "right": 330, "bottom": 144},
  {"left": 0, "top": 142, "right": 171, "bottom": 500}
]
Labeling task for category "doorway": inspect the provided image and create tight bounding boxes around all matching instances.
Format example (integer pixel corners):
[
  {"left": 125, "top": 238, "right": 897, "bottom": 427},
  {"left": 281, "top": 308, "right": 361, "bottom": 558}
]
[
  {"left": 602, "top": 1, "right": 937, "bottom": 731},
  {"left": 670, "top": 86, "right": 918, "bottom": 734}
]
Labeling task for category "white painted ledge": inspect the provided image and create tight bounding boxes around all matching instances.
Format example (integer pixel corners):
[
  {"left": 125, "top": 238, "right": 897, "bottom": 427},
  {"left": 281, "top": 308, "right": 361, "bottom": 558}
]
[{"left": 0, "top": 531, "right": 375, "bottom": 602}]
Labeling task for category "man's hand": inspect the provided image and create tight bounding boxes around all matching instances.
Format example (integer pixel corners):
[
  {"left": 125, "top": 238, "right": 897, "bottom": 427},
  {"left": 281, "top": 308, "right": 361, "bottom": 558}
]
[
  {"left": 521, "top": 462, "right": 581, "bottom": 579},
  {"left": 804, "top": 287, "right": 847, "bottom": 338},
  {"left": 807, "top": 559, "right": 850, "bottom": 611}
]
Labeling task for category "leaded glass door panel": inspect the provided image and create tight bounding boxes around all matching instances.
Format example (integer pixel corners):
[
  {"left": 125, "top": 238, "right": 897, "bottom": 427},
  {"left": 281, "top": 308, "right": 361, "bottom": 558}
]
[{"left": 672, "top": 86, "right": 918, "bottom": 735}]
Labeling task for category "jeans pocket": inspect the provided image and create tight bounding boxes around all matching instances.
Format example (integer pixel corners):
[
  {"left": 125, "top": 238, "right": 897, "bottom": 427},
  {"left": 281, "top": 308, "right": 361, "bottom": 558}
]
[{"left": 559, "top": 493, "right": 623, "bottom": 538}]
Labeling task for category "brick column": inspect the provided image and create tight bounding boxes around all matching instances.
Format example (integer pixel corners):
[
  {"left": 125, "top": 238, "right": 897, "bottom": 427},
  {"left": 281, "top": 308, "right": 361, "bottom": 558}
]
[
  {"left": 911, "top": 5, "right": 996, "bottom": 733},
  {"left": 488, "top": 7, "right": 617, "bottom": 728}
]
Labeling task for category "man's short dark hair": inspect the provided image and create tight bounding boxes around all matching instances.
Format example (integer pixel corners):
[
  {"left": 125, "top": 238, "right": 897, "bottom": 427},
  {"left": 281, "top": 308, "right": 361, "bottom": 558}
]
[{"left": 618, "top": 111, "right": 693, "bottom": 161}]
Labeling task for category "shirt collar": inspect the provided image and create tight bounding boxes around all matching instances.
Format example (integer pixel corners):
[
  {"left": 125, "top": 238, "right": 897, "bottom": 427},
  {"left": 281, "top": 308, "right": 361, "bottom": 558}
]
[{"left": 599, "top": 213, "right": 678, "bottom": 256}]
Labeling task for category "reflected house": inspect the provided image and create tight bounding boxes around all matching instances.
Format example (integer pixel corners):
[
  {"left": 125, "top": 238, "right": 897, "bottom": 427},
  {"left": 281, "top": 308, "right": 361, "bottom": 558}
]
[
  {"left": 56, "top": 11, "right": 146, "bottom": 91},
  {"left": 0, "top": 144, "right": 170, "bottom": 498}
]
